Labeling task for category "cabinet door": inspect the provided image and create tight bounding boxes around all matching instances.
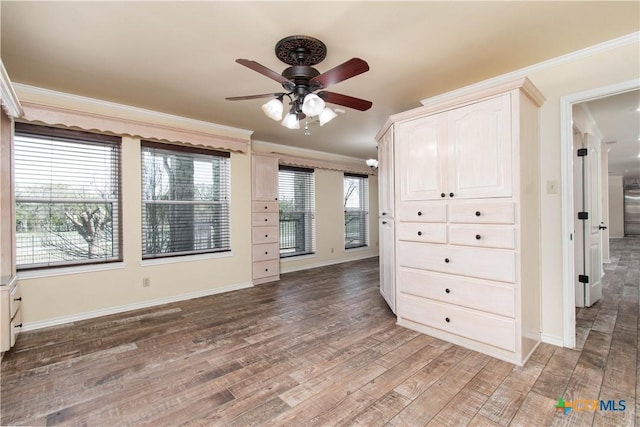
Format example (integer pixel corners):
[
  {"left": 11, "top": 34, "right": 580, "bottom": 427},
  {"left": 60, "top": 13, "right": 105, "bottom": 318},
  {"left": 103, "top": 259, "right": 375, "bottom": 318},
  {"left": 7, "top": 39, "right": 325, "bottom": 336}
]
[
  {"left": 378, "top": 127, "right": 394, "bottom": 218},
  {"left": 252, "top": 155, "right": 279, "bottom": 201},
  {"left": 448, "top": 94, "right": 512, "bottom": 199},
  {"left": 396, "top": 113, "right": 447, "bottom": 201},
  {"left": 379, "top": 218, "right": 395, "bottom": 312}
]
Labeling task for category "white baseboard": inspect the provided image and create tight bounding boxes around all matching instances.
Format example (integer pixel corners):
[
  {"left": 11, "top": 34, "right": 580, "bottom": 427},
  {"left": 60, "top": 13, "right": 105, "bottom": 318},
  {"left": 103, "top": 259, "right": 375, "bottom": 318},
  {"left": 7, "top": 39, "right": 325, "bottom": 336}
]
[
  {"left": 21, "top": 282, "right": 253, "bottom": 332},
  {"left": 280, "top": 253, "right": 378, "bottom": 274},
  {"left": 541, "top": 333, "right": 565, "bottom": 347}
]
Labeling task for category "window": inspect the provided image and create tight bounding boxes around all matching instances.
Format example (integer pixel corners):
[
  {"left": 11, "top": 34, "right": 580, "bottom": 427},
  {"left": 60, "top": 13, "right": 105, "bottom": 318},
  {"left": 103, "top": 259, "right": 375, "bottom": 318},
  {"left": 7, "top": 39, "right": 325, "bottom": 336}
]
[
  {"left": 14, "top": 124, "right": 122, "bottom": 270},
  {"left": 278, "top": 166, "right": 315, "bottom": 257},
  {"left": 141, "top": 142, "right": 230, "bottom": 259},
  {"left": 344, "top": 173, "right": 369, "bottom": 249}
]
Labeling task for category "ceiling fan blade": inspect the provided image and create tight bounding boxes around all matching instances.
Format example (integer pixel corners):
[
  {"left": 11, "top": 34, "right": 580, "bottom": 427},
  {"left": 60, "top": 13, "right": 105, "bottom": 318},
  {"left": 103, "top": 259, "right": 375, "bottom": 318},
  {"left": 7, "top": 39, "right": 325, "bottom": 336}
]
[
  {"left": 236, "top": 59, "right": 291, "bottom": 85},
  {"left": 310, "top": 58, "right": 369, "bottom": 89},
  {"left": 225, "top": 93, "right": 285, "bottom": 101},
  {"left": 318, "top": 91, "right": 372, "bottom": 111}
]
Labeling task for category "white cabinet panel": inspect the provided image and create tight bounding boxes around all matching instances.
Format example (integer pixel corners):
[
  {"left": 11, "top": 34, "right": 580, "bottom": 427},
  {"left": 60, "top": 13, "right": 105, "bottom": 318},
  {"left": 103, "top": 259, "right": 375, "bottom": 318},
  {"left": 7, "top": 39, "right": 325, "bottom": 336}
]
[
  {"left": 448, "top": 225, "right": 516, "bottom": 249},
  {"left": 448, "top": 94, "right": 512, "bottom": 199},
  {"left": 448, "top": 200, "right": 515, "bottom": 224},
  {"left": 397, "top": 201, "right": 446, "bottom": 222},
  {"left": 378, "top": 127, "right": 395, "bottom": 218},
  {"left": 396, "top": 113, "right": 447, "bottom": 201},
  {"left": 252, "top": 155, "right": 279, "bottom": 201},
  {"left": 397, "top": 223, "right": 447, "bottom": 244},
  {"left": 379, "top": 218, "right": 395, "bottom": 312}
]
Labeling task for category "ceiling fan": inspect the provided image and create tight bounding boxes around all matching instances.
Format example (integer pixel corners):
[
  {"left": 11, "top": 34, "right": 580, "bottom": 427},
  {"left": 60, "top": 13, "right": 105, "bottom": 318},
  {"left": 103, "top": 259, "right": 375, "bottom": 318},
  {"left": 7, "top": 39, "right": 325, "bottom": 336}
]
[{"left": 226, "top": 35, "right": 372, "bottom": 130}]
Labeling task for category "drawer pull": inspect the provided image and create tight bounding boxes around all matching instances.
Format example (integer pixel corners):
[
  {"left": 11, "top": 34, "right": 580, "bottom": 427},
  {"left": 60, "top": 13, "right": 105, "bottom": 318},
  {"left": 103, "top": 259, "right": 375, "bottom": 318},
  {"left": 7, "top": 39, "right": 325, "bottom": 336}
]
[
  {"left": 444, "top": 258, "right": 450, "bottom": 263},
  {"left": 382, "top": 221, "right": 387, "bottom": 224},
  {"left": 265, "top": 251, "right": 268, "bottom": 255},
  {"left": 475, "top": 211, "right": 481, "bottom": 217},
  {"left": 417, "top": 211, "right": 423, "bottom": 216},
  {"left": 265, "top": 218, "right": 268, "bottom": 222},
  {"left": 13, "top": 297, "right": 22, "bottom": 302},
  {"left": 445, "top": 317, "right": 450, "bottom": 323},
  {"left": 264, "top": 206, "right": 268, "bottom": 209},
  {"left": 417, "top": 231, "right": 422, "bottom": 236},
  {"left": 265, "top": 234, "right": 269, "bottom": 238},
  {"left": 449, "top": 192, "right": 454, "bottom": 198},
  {"left": 445, "top": 288, "right": 450, "bottom": 294},
  {"left": 441, "top": 193, "right": 446, "bottom": 198},
  {"left": 382, "top": 212, "right": 387, "bottom": 216},
  {"left": 14, "top": 323, "right": 22, "bottom": 328},
  {"left": 475, "top": 234, "right": 481, "bottom": 240},
  {"left": 265, "top": 268, "right": 269, "bottom": 272}
]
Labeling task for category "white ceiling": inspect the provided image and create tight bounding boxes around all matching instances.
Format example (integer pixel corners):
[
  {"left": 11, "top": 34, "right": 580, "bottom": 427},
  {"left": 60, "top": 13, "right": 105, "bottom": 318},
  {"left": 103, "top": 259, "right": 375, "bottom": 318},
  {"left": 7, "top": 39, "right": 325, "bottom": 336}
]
[
  {"left": 1, "top": 1, "right": 639, "bottom": 160},
  {"left": 583, "top": 90, "right": 640, "bottom": 181}
]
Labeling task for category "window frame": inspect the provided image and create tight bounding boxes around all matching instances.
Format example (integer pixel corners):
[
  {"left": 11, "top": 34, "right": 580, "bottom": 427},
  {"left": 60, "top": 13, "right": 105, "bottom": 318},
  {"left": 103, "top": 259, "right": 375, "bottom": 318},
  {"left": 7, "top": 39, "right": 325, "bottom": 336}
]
[
  {"left": 278, "top": 165, "right": 315, "bottom": 258},
  {"left": 140, "top": 141, "right": 231, "bottom": 260},
  {"left": 14, "top": 123, "right": 123, "bottom": 271},
  {"left": 344, "top": 172, "right": 369, "bottom": 250}
]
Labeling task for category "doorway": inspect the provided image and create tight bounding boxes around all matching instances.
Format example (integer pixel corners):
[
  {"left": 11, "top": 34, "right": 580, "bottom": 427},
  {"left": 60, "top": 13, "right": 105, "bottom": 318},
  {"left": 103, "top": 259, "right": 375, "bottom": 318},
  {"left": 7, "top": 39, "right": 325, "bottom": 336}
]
[{"left": 560, "top": 79, "right": 639, "bottom": 348}]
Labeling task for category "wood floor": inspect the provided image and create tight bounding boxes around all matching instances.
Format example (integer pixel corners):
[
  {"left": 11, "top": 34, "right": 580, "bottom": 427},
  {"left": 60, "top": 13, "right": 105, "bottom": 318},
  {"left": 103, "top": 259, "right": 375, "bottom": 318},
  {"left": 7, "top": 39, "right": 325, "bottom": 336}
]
[{"left": 1, "top": 237, "right": 638, "bottom": 426}]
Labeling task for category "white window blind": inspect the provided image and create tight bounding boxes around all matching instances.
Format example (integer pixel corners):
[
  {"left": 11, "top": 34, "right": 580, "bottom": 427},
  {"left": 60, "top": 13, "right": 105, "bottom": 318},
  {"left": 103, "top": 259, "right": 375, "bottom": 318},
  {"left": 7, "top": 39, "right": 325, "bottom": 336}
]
[
  {"left": 141, "top": 142, "right": 231, "bottom": 259},
  {"left": 14, "top": 123, "right": 122, "bottom": 270},
  {"left": 278, "top": 166, "right": 315, "bottom": 258},
  {"left": 344, "top": 173, "right": 369, "bottom": 249}
]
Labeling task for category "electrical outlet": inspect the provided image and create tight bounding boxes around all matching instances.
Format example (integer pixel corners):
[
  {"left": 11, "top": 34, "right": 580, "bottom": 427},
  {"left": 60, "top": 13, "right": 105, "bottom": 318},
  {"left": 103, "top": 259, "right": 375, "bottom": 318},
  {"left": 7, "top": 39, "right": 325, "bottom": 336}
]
[{"left": 142, "top": 277, "right": 151, "bottom": 288}]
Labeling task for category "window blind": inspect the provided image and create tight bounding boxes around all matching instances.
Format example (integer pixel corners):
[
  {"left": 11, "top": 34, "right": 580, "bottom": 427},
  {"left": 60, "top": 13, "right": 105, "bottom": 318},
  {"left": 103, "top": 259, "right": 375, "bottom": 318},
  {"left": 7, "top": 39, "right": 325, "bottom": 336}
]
[
  {"left": 344, "top": 173, "right": 369, "bottom": 249},
  {"left": 278, "top": 166, "right": 315, "bottom": 258},
  {"left": 14, "top": 123, "right": 122, "bottom": 270},
  {"left": 141, "top": 141, "right": 231, "bottom": 259}
]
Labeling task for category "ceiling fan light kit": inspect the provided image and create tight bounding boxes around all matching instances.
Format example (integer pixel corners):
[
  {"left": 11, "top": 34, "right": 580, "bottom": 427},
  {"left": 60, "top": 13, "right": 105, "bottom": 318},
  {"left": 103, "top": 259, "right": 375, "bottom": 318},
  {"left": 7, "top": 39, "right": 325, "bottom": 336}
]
[{"left": 226, "top": 35, "right": 372, "bottom": 133}]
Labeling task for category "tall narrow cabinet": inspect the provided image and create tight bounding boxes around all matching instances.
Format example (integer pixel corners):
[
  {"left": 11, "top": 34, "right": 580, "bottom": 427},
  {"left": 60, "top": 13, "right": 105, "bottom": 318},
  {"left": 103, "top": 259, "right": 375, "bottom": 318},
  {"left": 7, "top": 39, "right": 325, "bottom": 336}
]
[
  {"left": 378, "top": 127, "right": 395, "bottom": 312},
  {"left": 376, "top": 78, "right": 544, "bottom": 365},
  {"left": 251, "top": 155, "right": 280, "bottom": 284}
]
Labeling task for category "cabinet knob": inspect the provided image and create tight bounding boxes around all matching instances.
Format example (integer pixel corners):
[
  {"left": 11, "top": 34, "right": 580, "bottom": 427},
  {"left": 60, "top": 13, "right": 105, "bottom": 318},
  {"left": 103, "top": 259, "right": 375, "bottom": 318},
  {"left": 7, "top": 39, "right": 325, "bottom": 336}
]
[
  {"left": 449, "top": 193, "right": 454, "bottom": 198},
  {"left": 265, "top": 268, "right": 269, "bottom": 272},
  {"left": 445, "top": 317, "right": 450, "bottom": 323},
  {"left": 475, "top": 211, "right": 481, "bottom": 217},
  {"left": 264, "top": 206, "right": 268, "bottom": 209},
  {"left": 417, "top": 211, "right": 422, "bottom": 216},
  {"left": 265, "top": 234, "right": 268, "bottom": 238},
  {"left": 445, "top": 288, "right": 450, "bottom": 294},
  {"left": 275, "top": 197, "right": 278, "bottom": 201},
  {"left": 417, "top": 231, "right": 422, "bottom": 236},
  {"left": 444, "top": 258, "right": 450, "bottom": 263},
  {"left": 265, "top": 251, "right": 268, "bottom": 255},
  {"left": 13, "top": 297, "right": 22, "bottom": 301},
  {"left": 382, "top": 221, "right": 387, "bottom": 225},
  {"left": 441, "top": 193, "right": 446, "bottom": 198},
  {"left": 475, "top": 234, "right": 481, "bottom": 240},
  {"left": 264, "top": 218, "right": 268, "bottom": 222},
  {"left": 382, "top": 212, "right": 387, "bottom": 216}
]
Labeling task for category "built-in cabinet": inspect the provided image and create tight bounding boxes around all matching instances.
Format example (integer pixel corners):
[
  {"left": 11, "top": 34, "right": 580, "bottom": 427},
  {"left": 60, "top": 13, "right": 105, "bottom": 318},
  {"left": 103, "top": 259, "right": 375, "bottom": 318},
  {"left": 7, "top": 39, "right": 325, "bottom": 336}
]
[
  {"left": 251, "top": 155, "right": 280, "bottom": 284},
  {"left": 378, "top": 127, "right": 395, "bottom": 312},
  {"left": 376, "top": 78, "right": 544, "bottom": 365},
  {"left": 0, "top": 277, "right": 21, "bottom": 352}
]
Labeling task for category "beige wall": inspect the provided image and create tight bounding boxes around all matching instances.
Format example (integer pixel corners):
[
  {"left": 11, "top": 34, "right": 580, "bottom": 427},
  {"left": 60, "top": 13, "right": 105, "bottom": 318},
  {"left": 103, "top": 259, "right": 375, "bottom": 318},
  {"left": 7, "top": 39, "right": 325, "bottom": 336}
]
[
  {"left": 608, "top": 175, "right": 625, "bottom": 238},
  {"left": 527, "top": 39, "right": 639, "bottom": 342}
]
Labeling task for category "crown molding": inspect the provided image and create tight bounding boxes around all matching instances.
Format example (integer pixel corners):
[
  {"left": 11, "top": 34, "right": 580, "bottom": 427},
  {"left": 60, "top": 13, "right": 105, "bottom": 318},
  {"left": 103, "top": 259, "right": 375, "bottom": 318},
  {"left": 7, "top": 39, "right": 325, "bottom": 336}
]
[
  {"left": 0, "top": 60, "right": 23, "bottom": 118},
  {"left": 419, "top": 32, "right": 639, "bottom": 107},
  {"left": 13, "top": 83, "right": 253, "bottom": 138},
  {"left": 252, "top": 139, "right": 370, "bottom": 162}
]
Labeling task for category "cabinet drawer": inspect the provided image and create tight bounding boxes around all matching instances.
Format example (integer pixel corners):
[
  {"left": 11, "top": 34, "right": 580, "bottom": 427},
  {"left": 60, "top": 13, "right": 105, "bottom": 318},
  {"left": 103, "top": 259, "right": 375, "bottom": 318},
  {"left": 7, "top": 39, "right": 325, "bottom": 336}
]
[
  {"left": 9, "top": 284, "right": 21, "bottom": 319},
  {"left": 398, "top": 223, "right": 446, "bottom": 244},
  {"left": 253, "top": 260, "right": 279, "bottom": 279},
  {"left": 449, "top": 201, "right": 514, "bottom": 224},
  {"left": 398, "top": 268, "right": 514, "bottom": 317},
  {"left": 252, "top": 226, "right": 278, "bottom": 244},
  {"left": 449, "top": 225, "right": 515, "bottom": 249},
  {"left": 397, "top": 241, "right": 516, "bottom": 283},
  {"left": 397, "top": 201, "right": 446, "bottom": 222},
  {"left": 252, "top": 201, "right": 279, "bottom": 213},
  {"left": 398, "top": 294, "right": 516, "bottom": 351},
  {"left": 252, "top": 243, "right": 279, "bottom": 262},
  {"left": 252, "top": 212, "right": 279, "bottom": 227}
]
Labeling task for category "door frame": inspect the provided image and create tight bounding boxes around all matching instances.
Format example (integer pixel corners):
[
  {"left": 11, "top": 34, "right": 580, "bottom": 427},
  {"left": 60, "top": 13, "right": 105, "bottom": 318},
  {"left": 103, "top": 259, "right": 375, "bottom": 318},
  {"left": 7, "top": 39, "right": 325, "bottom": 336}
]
[{"left": 560, "top": 78, "right": 639, "bottom": 348}]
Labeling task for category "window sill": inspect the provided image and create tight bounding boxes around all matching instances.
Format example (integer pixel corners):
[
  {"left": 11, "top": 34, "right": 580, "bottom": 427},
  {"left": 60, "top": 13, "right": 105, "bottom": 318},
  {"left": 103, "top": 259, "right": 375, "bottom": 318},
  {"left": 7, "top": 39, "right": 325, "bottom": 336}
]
[
  {"left": 345, "top": 246, "right": 370, "bottom": 252},
  {"left": 280, "top": 253, "right": 316, "bottom": 262},
  {"left": 18, "top": 262, "right": 127, "bottom": 280},
  {"left": 140, "top": 250, "right": 233, "bottom": 267}
]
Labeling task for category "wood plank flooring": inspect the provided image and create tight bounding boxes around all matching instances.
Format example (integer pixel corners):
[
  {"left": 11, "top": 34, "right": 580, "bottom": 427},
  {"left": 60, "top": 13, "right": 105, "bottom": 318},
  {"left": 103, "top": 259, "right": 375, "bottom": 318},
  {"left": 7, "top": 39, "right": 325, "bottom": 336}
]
[{"left": 1, "top": 237, "right": 638, "bottom": 426}]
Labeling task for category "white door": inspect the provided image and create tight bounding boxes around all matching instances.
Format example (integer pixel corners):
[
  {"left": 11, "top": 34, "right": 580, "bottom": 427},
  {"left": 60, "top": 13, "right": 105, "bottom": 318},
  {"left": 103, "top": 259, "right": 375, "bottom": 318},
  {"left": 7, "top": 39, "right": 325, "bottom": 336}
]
[
  {"left": 396, "top": 113, "right": 447, "bottom": 201},
  {"left": 379, "top": 218, "right": 395, "bottom": 312},
  {"left": 447, "top": 93, "right": 512, "bottom": 199},
  {"left": 576, "top": 133, "right": 603, "bottom": 307}
]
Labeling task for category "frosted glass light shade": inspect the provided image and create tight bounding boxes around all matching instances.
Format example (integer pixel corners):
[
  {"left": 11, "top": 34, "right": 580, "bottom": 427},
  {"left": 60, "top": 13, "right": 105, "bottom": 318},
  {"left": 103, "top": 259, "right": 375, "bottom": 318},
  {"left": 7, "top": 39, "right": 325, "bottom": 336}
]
[
  {"left": 366, "top": 158, "right": 379, "bottom": 169},
  {"left": 261, "top": 98, "right": 284, "bottom": 121},
  {"left": 318, "top": 107, "right": 338, "bottom": 126},
  {"left": 301, "top": 93, "right": 325, "bottom": 116},
  {"left": 281, "top": 113, "right": 300, "bottom": 129}
]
